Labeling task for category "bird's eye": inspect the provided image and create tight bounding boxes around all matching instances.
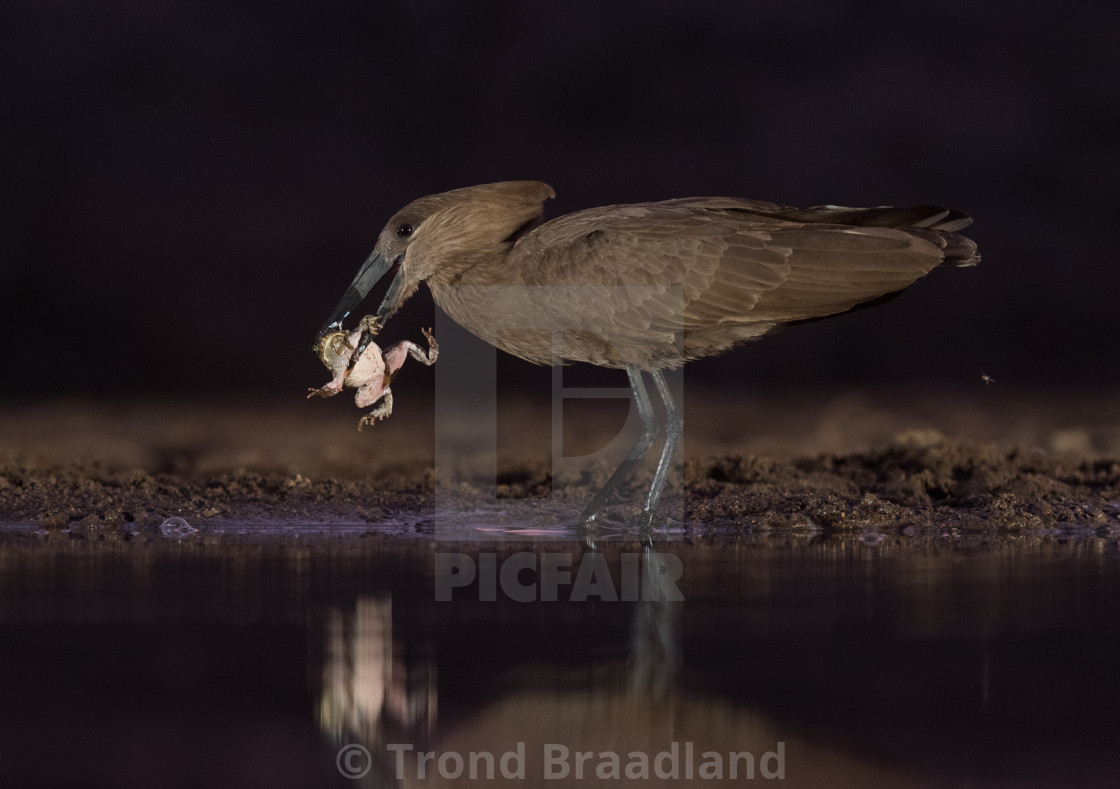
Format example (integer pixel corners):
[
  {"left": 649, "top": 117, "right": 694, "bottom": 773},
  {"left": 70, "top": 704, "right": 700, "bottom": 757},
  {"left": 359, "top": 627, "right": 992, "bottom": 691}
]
[{"left": 396, "top": 223, "right": 414, "bottom": 238}]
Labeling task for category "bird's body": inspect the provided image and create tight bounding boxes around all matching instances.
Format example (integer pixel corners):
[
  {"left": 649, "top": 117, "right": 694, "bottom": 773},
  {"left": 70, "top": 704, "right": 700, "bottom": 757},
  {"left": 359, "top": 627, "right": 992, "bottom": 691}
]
[
  {"left": 316, "top": 181, "right": 978, "bottom": 527},
  {"left": 427, "top": 190, "right": 977, "bottom": 369}
]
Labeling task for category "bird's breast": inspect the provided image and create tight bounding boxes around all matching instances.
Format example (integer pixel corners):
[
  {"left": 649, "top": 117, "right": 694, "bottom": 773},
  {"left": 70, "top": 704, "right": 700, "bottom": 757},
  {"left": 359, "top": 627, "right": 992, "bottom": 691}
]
[{"left": 429, "top": 280, "right": 688, "bottom": 369}]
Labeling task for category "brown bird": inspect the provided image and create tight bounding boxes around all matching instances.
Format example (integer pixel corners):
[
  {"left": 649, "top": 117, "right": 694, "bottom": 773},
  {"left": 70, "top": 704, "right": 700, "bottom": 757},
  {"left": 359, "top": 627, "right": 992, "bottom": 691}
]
[{"left": 316, "top": 181, "right": 978, "bottom": 527}]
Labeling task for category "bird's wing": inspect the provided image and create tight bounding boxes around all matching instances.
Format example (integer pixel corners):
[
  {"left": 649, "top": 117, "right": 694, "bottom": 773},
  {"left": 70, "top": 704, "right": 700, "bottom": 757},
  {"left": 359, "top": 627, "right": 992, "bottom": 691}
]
[
  {"left": 659, "top": 197, "right": 973, "bottom": 233},
  {"left": 740, "top": 223, "right": 965, "bottom": 323},
  {"left": 511, "top": 201, "right": 961, "bottom": 336},
  {"left": 514, "top": 204, "right": 789, "bottom": 330}
]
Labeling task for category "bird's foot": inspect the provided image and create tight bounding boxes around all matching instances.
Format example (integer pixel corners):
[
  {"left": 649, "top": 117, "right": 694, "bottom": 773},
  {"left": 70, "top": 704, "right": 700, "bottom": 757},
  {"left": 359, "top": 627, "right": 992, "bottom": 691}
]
[
  {"left": 578, "top": 507, "right": 622, "bottom": 541},
  {"left": 580, "top": 504, "right": 678, "bottom": 540},
  {"left": 630, "top": 506, "right": 686, "bottom": 540}
]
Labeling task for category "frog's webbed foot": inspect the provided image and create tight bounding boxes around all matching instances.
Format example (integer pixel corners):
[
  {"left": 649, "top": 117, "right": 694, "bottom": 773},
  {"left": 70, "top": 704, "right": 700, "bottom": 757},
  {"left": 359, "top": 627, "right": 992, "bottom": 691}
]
[
  {"left": 307, "top": 378, "right": 345, "bottom": 399},
  {"left": 358, "top": 314, "right": 384, "bottom": 335},
  {"left": 411, "top": 327, "right": 439, "bottom": 365},
  {"left": 357, "top": 389, "right": 393, "bottom": 430}
]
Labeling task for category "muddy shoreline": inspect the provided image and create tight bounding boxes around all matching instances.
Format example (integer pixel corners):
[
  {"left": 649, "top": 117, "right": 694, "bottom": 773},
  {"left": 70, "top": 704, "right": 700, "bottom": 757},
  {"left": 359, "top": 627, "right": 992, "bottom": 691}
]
[{"left": 2, "top": 387, "right": 1118, "bottom": 535}]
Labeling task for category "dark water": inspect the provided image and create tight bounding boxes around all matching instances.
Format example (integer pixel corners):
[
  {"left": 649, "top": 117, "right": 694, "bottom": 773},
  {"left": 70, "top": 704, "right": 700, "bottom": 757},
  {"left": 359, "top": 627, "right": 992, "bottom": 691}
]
[{"left": 1, "top": 527, "right": 1118, "bottom": 788}]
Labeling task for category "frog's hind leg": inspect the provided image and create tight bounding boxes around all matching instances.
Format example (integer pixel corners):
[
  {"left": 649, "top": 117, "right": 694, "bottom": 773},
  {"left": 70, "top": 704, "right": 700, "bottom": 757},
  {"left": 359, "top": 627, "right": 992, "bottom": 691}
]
[
  {"left": 383, "top": 329, "right": 439, "bottom": 376},
  {"left": 358, "top": 389, "right": 393, "bottom": 431}
]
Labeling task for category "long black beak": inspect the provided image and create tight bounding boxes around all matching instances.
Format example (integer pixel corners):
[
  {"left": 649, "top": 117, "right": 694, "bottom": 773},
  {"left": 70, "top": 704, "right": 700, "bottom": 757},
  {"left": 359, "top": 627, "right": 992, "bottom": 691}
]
[{"left": 316, "top": 250, "right": 404, "bottom": 339}]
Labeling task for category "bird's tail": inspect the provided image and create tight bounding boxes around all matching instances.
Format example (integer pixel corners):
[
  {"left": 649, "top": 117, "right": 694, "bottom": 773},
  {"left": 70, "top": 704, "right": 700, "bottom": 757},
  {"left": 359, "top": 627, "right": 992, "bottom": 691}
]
[
  {"left": 930, "top": 231, "right": 980, "bottom": 268},
  {"left": 776, "top": 204, "right": 980, "bottom": 267}
]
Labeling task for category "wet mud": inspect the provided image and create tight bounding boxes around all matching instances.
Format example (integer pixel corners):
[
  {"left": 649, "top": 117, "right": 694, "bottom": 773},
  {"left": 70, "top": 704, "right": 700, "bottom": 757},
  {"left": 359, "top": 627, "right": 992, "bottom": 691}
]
[{"left": 2, "top": 387, "right": 1118, "bottom": 536}]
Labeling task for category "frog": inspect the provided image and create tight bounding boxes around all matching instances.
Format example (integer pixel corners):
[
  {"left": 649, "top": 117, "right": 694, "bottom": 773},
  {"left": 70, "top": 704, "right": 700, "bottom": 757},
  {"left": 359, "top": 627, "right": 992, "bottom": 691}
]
[{"left": 308, "top": 320, "right": 437, "bottom": 430}]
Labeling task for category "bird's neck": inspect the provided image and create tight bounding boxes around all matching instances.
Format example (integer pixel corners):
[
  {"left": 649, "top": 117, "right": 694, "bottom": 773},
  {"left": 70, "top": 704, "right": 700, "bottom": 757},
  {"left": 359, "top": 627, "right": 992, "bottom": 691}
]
[
  {"left": 426, "top": 242, "right": 511, "bottom": 289},
  {"left": 425, "top": 240, "right": 518, "bottom": 322},
  {"left": 426, "top": 242, "right": 536, "bottom": 348}
]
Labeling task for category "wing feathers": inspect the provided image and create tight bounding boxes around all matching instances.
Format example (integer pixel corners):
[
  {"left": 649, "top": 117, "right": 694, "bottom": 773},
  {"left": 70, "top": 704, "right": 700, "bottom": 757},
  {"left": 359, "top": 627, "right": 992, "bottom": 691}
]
[{"left": 499, "top": 196, "right": 976, "bottom": 366}]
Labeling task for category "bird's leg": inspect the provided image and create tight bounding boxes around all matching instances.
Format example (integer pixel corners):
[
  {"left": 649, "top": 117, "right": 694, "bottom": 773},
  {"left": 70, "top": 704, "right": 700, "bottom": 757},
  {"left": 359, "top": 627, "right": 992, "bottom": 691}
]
[
  {"left": 580, "top": 364, "right": 661, "bottom": 525},
  {"left": 641, "top": 371, "right": 684, "bottom": 527}
]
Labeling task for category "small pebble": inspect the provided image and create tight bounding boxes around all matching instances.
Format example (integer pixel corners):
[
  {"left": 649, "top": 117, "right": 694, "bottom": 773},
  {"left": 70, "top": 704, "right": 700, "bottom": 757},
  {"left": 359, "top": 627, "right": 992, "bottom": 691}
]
[{"left": 160, "top": 517, "right": 198, "bottom": 539}]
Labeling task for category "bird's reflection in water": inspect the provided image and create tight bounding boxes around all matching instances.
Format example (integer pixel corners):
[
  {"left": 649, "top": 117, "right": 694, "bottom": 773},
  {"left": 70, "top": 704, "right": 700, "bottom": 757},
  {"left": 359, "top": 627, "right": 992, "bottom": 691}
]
[
  {"left": 313, "top": 549, "right": 926, "bottom": 788},
  {"left": 627, "top": 547, "right": 681, "bottom": 699}
]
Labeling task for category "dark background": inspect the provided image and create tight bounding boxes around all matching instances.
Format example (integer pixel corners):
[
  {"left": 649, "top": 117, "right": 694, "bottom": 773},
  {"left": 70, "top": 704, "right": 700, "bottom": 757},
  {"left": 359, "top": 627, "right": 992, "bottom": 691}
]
[{"left": 2, "top": 0, "right": 1117, "bottom": 397}]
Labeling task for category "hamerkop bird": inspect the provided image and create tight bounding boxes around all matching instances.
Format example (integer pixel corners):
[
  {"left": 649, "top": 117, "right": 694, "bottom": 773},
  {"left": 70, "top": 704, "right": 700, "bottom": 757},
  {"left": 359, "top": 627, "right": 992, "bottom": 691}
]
[{"left": 316, "top": 181, "right": 978, "bottom": 527}]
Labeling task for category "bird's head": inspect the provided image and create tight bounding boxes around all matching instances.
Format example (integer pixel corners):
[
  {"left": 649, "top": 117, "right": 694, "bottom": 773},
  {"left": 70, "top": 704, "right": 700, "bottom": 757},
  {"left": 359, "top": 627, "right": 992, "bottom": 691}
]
[{"left": 317, "top": 180, "right": 555, "bottom": 339}]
